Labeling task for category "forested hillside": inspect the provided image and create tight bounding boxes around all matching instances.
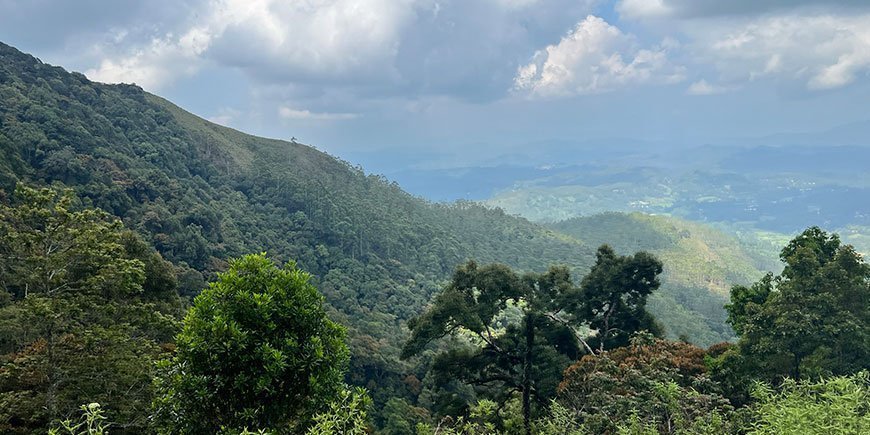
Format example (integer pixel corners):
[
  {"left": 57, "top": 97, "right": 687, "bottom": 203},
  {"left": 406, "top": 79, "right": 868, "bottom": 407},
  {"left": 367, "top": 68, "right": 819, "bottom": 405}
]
[
  {"left": 551, "top": 213, "right": 784, "bottom": 345},
  {"left": 0, "top": 40, "right": 767, "bottom": 380},
  {"left": 0, "top": 41, "right": 603, "bottom": 407}
]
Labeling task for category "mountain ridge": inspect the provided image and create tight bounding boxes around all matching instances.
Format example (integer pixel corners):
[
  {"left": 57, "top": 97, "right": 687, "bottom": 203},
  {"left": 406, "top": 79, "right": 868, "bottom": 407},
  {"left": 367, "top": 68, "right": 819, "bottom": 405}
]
[{"left": 0, "top": 40, "right": 759, "bottom": 385}]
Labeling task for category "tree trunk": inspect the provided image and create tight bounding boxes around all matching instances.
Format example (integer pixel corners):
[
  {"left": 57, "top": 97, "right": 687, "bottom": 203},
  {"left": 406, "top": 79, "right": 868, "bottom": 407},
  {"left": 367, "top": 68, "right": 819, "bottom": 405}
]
[
  {"left": 46, "top": 319, "right": 57, "bottom": 422},
  {"left": 522, "top": 312, "right": 534, "bottom": 435}
]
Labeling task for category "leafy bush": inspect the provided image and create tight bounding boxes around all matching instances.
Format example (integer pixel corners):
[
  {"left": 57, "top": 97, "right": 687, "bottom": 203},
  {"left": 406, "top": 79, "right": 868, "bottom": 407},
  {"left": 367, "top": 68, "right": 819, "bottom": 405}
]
[{"left": 749, "top": 372, "right": 870, "bottom": 435}]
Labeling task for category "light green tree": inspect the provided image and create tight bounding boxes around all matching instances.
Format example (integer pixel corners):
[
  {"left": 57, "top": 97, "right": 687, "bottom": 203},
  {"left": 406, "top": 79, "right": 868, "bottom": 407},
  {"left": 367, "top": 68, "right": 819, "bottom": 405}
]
[{"left": 749, "top": 372, "right": 869, "bottom": 435}]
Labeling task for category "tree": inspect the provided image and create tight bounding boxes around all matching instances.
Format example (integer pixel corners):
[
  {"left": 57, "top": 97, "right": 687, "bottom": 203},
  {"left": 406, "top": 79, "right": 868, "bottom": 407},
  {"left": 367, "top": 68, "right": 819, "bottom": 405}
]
[
  {"left": 402, "top": 261, "right": 577, "bottom": 434},
  {"left": 557, "top": 333, "right": 733, "bottom": 434},
  {"left": 402, "top": 248, "right": 664, "bottom": 434},
  {"left": 0, "top": 185, "right": 179, "bottom": 434},
  {"left": 575, "top": 246, "right": 664, "bottom": 352},
  {"left": 152, "top": 253, "right": 349, "bottom": 434},
  {"left": 722, "top": 227, "right": 869, "bottom": 384}
]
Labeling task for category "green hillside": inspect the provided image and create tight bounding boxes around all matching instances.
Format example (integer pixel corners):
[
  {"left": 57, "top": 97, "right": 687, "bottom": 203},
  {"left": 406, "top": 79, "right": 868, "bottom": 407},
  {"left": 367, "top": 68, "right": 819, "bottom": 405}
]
[
  {"left": 0, "top": 41, "right": 597, "bottom": 398},
  {"left": 551, "top": 212, "right": 783, "bottom": 345},
  {"left": 0, "top": 41, "right": 737, "bottom": 401}
]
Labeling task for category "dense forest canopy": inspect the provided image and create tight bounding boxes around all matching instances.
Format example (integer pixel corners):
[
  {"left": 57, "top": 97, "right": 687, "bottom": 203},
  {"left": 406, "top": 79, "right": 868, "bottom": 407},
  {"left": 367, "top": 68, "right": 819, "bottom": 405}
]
[{"left": 0, "top": 41, "right": 868, "bottom": 434}]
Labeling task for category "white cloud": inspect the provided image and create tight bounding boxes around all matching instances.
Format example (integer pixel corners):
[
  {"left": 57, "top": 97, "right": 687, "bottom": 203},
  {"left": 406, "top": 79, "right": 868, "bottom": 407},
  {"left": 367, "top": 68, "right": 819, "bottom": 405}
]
[
  {"left": 695, "top": 14, "right": 870, "bottom": 91},
  {"left": 616, "top": 0, "right": 671, "bottom": 20},
  {"left": 85, "top": 0, "right": 416, "bottom": 90},
  {"left": 86, "top": 25, "right": 211, "bottom": 89},
  {"left": 512, "top": 16, "right": 685, "bottom": 98},
  {"left": 616, "top": 0, "right": 870, "bottom": 19},
  {"left": 278, "top": 106, "right": 358, "bottom": 121},
  {"left": 686, "top": 79, "right": 731, "bottom": 95},
  {"left": 208, "top": 107, "right": 241, "bottom": 126}
]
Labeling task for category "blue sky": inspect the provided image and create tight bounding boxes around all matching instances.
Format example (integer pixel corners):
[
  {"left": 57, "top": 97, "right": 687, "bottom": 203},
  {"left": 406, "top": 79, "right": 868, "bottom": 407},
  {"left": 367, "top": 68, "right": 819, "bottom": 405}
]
[{"left": 2, "top": 0, "right": 870, "bottom": 171}]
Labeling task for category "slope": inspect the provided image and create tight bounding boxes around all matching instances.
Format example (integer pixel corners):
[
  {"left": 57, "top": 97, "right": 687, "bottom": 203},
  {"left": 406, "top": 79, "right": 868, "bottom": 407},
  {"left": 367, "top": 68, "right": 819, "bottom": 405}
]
[
  {"left": 551, "top": 212, "right": 783, "bottom": 345},
  {"left": 0, "top": 42, "right": 599, "bottom": 399},
  {"left": 0, "top": 40, "right": 743, "bottom": 398}
]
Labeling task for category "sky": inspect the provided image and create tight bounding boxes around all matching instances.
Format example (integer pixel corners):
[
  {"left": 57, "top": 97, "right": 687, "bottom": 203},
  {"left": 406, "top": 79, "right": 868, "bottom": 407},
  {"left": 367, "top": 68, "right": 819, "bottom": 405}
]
[{"left": 2, "top": 0, "right": 870, "bottom": 171}]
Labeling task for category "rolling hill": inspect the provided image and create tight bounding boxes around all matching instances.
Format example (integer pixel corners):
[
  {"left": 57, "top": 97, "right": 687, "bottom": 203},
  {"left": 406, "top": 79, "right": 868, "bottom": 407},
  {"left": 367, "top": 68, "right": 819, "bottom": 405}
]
[{"left": 550, "top": 212, "right": 783, "bottom": 345}]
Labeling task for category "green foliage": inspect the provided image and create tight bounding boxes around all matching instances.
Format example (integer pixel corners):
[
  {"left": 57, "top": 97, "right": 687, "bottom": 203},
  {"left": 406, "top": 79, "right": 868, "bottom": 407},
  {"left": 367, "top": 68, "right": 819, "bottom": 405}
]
[
  {"left": 748, "top": 372, "right": 870, "bottom": 435},
  {"left": 306, "top": 386, "right": 372, "bottom": 435},
  {"left": 0, "top": 184, "right": 143, "bottom": 301},
  {"left": 402, "top": 261, "right": 579, "bottom": 432},
  {"left": 380, "top": 397, "right": 431, "bottom": 434},
  {"left": 404, "top": 250, "right": 664, "bottom": 433},
  {"left": 152, "top": 253, "right": 349, "bottom": 434},
  {"left": 0, "top": 185, "right": 179, "bottom": 434},
  {"left": 0, "top": 41, "right": 601, "bottom": 424},
  {"left": 48, "top": 403, "right": 108, "bottom": 435},
  {"left": 533, "top": 401, "right": 585, "bottom": 435},
  {"left": 415, "top": 399, "right": 501, "bottom": 435},
  {"left": 720, "top": 227, "right": 869, "bottom": 387},
  {"left": 576, "top": 246, "right": 664, "bottom": 351}
]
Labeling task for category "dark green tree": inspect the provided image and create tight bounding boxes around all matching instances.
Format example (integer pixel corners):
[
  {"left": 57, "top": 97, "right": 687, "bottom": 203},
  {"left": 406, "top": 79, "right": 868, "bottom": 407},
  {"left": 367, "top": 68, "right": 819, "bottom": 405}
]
[
  {"left": 402, "top": 247, "right": 663, "bottom": 434},
  {"left": 575, "top": 245, "right": 664, "bottom": 351},
  {"left": 721, "top": 227, "right": 870, "bottom": 387},
  {"left": 152, "top": 253, "right": 349, "bottom": 434},
  {"left": 402, "top": 261, "right": 575, "bottom": 435}
]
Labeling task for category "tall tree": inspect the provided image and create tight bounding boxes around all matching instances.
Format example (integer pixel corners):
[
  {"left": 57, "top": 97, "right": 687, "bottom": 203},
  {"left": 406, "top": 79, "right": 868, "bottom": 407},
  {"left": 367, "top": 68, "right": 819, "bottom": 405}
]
[
  {"left": 575, "top": 246, "right": 664, "bottom": 351},
  {"left": 722, "top": 227, "right": 870, "bottom": 384},
  {"left": 152, "top": 253, "right": 349, "bottom": 434},
  {"left": 402, "top": 261, "right": 575, "bottom": 434},
  {"left": 402, "top": 247, "right": 664, "bottom": 434}
]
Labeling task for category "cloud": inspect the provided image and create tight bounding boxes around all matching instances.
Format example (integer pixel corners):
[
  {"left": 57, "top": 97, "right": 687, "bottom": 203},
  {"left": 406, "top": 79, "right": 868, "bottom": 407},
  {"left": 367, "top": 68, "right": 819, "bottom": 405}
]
[
  {"left": 694, "top": 14, "right": 870, "bottom": 91},
  {"left": 278, "top": 106, "right": 358, "bottom": 121},
  {"left": 0, "top": 0, "right": 200, "bottom": 50},
  {"left": 86, "top": 25, "right": 211, "bottom": 89},
  {"left": 512, "top": 16, "right": 685, "bottom": 98},
  {"left": 614, "top": 2, "right": 870, "bottom": 93},
  {"left": 73, "top": 0, "right": 600, "bottom": 100},
  {"left": 617, "top": 0, "right": 870, "bottom": 19},
  {"left": 616, "top": 0, "right": 672, "bottom": 20},
  {"left": 83, "top": 0, "right": 415, "bottom": 90},
  {"left": 207, "top": 107, "right": 241, "bottom": 126},
  {"left": 686, "top": 79, "right": 732, "bottom": 95}
]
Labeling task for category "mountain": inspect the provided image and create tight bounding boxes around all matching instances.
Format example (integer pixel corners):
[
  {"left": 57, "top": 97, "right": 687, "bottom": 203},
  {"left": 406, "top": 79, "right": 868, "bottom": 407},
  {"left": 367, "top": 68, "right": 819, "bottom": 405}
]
[
  {"left": 0, "top": 41, "right": 742, "bottom": 401},
  {"left": 550, "top": 212, "right": 783, "bottom": 345},
  {"left": 0, "top": 41, "right": 597, "bottom": 397}
]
